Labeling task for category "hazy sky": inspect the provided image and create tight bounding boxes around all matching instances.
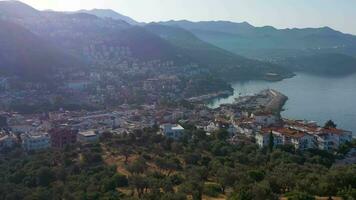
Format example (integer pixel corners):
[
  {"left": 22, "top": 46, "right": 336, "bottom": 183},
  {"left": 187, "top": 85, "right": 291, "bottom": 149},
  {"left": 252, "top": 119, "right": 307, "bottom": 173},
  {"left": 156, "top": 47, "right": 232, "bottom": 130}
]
[{"left": 21, "top": 0, "right": 356, "bottom": 35}]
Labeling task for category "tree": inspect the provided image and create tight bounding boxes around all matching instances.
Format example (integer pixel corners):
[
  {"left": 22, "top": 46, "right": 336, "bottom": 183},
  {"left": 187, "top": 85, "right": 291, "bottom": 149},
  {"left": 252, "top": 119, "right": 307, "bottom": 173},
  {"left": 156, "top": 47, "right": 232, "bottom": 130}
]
[
  {"left": 180, "top": 178, "right": 204, "bottom": 200},
  {"left": 268, "top": 131, "right": 274, "bottom": 152},
  {"left": 37, "top": 167, "right": 55, "bottom": 187},
  {"left": 127, "top": 157, "right": 148, "bottom": 175},
  {"left": 216, "top": 167, "right": 235, "bottom": 193},
  {"left": 119, "top": 145, "right": 133, "bottom": 164},
  {"left": 214, "top": 129, "right": 229, "bottom": 141},
  {"left": 155, "top": 157, "right": 182, "bottom": 176},
  {"left": 285, "top": 191, "right": 315, "bottom": 200},
  {"left": 112, "top": 173, "right": 129, "bottom": 187},
  {"left": 228, "top": 187, "right": 253, "bottom": 200},
  {"left": 324, "top": 120, "right": 337, "bottom": 129},
  {"left": 128, "top": 175, "right": 148, "bottom": 198},
  {"left": 337, "top": 186, "right": 356, "bottom": 200}
]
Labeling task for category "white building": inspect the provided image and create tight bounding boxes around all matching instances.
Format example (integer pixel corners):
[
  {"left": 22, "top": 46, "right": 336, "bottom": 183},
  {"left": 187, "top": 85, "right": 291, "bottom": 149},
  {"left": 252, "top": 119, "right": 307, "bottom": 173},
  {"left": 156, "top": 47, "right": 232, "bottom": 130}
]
[
  {"left": 256, "top": 127, "right": 316, "bottom": 150},
  {"left": 11, "top": 124, "right": 36, "bottom": 134},
  {"left": 252, "top": 112, "right": 279, "bottom": 127},
  {"left": 279, "top": 130, "right": 315, "bottom": 150},
  {"left": 160, "top": 124, "right": 185, "bottom": 139},
  {"left": 77, "top": 130, "right": 99, "bottom": 143},
  {"left": 315, "top": 128, "right": 353, "bottom": 151},
  {"left": 21, "top": 132, "right": 50, "bottom": 151},
  {"left": 234, "top": 122, "right": 256, "bottom": 138},
  {"left": 0, "top": 134, "right": 16, "bottom": 150},
  {"left": 255, "top": 131, "right": 283, "bottom": 148},
  {"left": 204, "top": 122, "right": 219, "bottom": 134}
]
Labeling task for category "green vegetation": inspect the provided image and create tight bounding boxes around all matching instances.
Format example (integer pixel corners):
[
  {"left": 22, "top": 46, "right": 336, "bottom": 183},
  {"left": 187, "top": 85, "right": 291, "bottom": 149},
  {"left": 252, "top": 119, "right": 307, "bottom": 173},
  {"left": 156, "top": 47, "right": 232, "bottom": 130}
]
[
  {"left": 1, "top": 127, "right": 355, "bottom": 200},
  {"left": 324, "top": 120, "right": 337, "bottom": 129},
  {"left": 0, "top": 143, "right": 126, "bottom": 199}
]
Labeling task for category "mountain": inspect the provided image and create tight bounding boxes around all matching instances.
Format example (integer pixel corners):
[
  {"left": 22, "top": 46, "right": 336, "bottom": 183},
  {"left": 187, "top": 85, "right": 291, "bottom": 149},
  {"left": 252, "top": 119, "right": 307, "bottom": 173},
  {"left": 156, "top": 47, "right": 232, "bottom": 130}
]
[
  {"left": 145, "top": 23, "right": 293, "bottom": 80},
  {"left": 0, "top": 0, "right": 40, "bottom": 19},
  {"left": 281, "top": 53, "right": 356, "bottom": 76},
  {"left": 0, "top": 1, "right": 293, "bottom": 81},
  {"left": 159, "top": 20, "right": 356, "bottom": 60},
  {"left": 160, "top": 20, "right": 255, "bottom": 35},
  {"left": 76, "top": 9, "right": 139, "bottom": 25},
  {"left": 0, "top": 19, "right": 82, "bottom": 81}
]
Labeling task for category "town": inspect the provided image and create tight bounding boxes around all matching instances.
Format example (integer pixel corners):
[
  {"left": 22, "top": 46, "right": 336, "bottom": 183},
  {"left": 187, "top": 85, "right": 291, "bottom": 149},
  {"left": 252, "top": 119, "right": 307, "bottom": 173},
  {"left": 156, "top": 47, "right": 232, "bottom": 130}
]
[{"left": 1, "top": 89, "right": 353, "bottom": 154}]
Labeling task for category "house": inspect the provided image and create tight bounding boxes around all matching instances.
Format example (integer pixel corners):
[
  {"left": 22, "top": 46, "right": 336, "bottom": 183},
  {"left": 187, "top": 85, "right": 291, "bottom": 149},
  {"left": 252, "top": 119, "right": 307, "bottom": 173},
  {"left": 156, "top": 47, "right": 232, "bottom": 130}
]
[
  {"left": 66, "top": 80, "right": 89, "bottom": 91},
  {"left": 255, "top": 130, "right": 283, "bottom": 148},
  {"left": 77, "top": 130, "right": 99, "bottom": 143},
  {"left": 160, "top": 124, "right": 185, "bottom": 139},
  {"left": 204, "top": 122, "right": 219, "bottom": 134},
  {"left": 49, "top": 128, "right": 78, "bottom": 148},
  {"left": 234, "top": 121, "right": 257, "bottom": 138},
  {"left": 256, "top": 127, "right": 315, "bottom": 150},
  {"left": 10, "top": 124, "right": 36, "bottom": 134},
  {"left": 0, "top": 77, "right": 9, "bottom": 90},
  {"left": 21, "top": 132, "right": 50, "bottom": 151},
  {"left": 314, "top": 128, "right": 353, "bottom": 151},
  {"left": 0, "top": 133, "right": 16, "bottom": 151},
  {"left": 276, "top": 128, "right": 315, "bottom": 150},
  {"left": 252, "top": 112, "right": 279, "bottom": 127}
]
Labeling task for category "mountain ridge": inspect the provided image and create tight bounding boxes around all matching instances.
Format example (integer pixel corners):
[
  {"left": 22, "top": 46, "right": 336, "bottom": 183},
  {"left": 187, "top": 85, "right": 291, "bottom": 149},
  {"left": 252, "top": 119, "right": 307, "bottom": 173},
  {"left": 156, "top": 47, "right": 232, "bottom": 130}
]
[
  {"left": 158, "top": 20, "right": 356, "bottom": 61},
  {"left": 75, "top": 8, "right": 140, "bottom": 25}
]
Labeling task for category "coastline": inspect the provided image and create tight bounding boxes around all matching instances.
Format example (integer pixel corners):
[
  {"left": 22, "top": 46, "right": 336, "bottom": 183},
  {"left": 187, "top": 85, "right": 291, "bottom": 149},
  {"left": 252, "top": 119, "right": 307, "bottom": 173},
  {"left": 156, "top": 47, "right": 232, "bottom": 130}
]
[
  {"left": 231, "top": 89, "right": 288, "bottom": 114},
  {"left": 186, "top": 90, "right": 233, "bottom": 103}
]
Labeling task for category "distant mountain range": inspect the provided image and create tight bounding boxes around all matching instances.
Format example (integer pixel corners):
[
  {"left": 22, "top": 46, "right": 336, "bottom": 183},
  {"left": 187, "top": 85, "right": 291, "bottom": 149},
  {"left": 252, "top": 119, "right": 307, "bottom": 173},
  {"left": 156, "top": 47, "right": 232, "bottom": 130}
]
[
  {"left": 145, "top": 23, "right": 291, "bottom": 80},
  {"left": 0, "top": 0, "right": 355, "bottom": 83},
  {"left": 0, "top": 1, "right": 294, "bottom": 82},
  {"left": 159, "top": 20, "right": 356, "bottom": 60}
]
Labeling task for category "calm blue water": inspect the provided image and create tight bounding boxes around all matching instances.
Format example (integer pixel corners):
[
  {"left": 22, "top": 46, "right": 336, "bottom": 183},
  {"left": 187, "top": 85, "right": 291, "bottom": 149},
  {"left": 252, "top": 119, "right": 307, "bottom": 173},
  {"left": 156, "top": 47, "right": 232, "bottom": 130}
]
[{"left": 208, "top": 73, "right": 356, "bottom": 134}]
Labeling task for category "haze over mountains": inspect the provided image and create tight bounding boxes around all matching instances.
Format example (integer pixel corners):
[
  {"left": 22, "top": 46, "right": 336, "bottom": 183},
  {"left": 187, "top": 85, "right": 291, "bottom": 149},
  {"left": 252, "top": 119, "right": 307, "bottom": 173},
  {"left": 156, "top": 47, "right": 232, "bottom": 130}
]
[
  {"left": 159, "top": 20, "right": 356, "bottom": 59},
  {"left": 75, "top": 9, "right": 139, "bottom": 25},
  {"left": 0, "top": 0, "right": 356, "bottom": 83},
  {"left": 0, "top": 19, "right": 82, "bottom": 81},
  {"left": 0, "top": 0, "right": 293, "bottom": 83}
]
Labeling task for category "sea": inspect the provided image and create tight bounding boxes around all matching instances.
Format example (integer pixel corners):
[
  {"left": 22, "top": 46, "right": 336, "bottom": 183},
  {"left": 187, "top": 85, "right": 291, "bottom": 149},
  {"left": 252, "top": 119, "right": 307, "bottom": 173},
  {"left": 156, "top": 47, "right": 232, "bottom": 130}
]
[{"left": 208, "top": 73, "right": 356, "bottom": 136}]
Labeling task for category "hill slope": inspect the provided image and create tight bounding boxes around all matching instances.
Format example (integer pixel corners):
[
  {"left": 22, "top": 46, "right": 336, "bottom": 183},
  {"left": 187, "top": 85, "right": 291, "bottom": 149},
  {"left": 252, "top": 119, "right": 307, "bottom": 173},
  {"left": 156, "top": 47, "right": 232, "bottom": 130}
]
[
  {"left": 145, "top": 23, "right": 293, "bottom": 80},
  {"left": 0, "top": 20, "right": 82, "bottom": 81},
  {"left": 282, "top": 53, "right": 356, "bottom": 76}
]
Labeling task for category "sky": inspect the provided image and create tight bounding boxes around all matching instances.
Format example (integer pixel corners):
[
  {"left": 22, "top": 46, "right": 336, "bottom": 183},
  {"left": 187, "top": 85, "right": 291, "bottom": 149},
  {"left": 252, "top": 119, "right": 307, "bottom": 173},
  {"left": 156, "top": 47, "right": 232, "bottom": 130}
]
[{"left": 20, "top": 0, "right": 356, "bottom": 35}]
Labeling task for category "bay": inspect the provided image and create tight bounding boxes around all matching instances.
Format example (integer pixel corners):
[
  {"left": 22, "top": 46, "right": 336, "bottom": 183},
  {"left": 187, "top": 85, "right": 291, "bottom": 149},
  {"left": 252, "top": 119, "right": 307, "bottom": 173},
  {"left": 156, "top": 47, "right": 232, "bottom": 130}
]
[{"left": 208, "top": 73, "right": 356, "bottom": 135}]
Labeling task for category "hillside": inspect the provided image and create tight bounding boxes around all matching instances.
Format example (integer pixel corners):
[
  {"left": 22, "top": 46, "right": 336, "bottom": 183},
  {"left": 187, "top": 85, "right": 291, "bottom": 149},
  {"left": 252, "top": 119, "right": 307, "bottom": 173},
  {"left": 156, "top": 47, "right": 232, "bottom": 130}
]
[
  {"left": 145, "top": 24, "right": 293, "bottom": 80},
  {"left": 0, "top": 19, "right": 82, "bottom": 81},
  {"left": 1, "top": 129, "right": 355, "bottom": 199},
  {"left": 159, "top": 20, "right": 356, "bottom": 60},
  {"left": 282, "top": 53, "right": 356, "bottom": 76}
]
